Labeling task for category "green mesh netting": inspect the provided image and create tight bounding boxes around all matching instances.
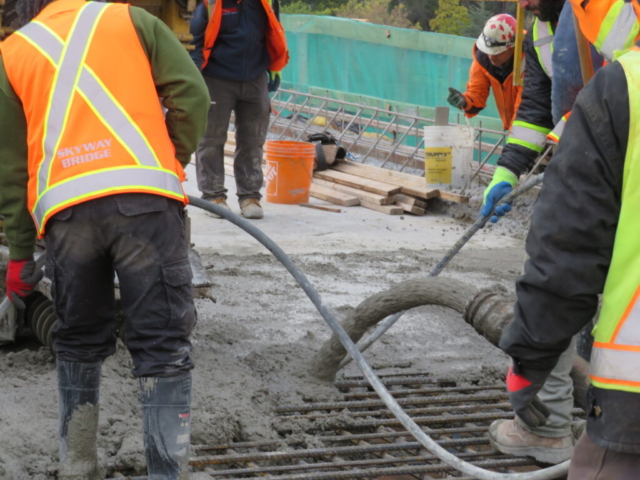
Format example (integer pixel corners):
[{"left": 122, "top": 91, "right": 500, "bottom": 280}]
[{"left": 280, "top": 14, "right": 505, "bottom": 133}]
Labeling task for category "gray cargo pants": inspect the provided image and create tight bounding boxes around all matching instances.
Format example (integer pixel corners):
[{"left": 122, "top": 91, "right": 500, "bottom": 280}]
[{"left": 196, "top": 74, "right": 270, "bottom": 202}]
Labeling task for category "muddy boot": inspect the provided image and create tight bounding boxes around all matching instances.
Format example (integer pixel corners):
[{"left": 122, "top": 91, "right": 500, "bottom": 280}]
[
  {"left": 240, "top": 198, "right": 263, "bottom": 219},
  {"left": 140, "top": 373, "right": 192, "bottom": 480},
  {"left": 488, "top": 418, "right": 574, "bottom": 464},
  {"left": 57, "top": 360, "right": 102, "bottom": 480},
  {"left": 205, "top": 198, "right": 231, "bottom": 219}
]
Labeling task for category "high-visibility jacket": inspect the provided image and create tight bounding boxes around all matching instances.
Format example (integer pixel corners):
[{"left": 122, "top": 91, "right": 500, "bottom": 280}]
[
  {"left": 590, "top": 48, "right": 640, "bottom": 393},
  {"left": 504, "top": 19, "right": 555, "bottom": 156},
  {"left": 461, "top": 45, "right": 523, "bottom": 131},
  {"left": 570, "top": 0, "right": 640, "bottom": 62},
  {"left": 532, "top": 18, "right": 555, "bottom": 78},
  {"left": 1, "top": 0, "right": 187, "bottom": 237},
  {"left": 202, "top": 0, "right": 288, "bottom": 72}
]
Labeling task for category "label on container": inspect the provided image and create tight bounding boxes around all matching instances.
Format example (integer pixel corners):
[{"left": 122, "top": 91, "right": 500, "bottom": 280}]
[
  {"left": 266, "top": 161, "right": 278, "bottom": 196},
  {"left": 424, "top": 147, "right": 452, "bottom": 184}
]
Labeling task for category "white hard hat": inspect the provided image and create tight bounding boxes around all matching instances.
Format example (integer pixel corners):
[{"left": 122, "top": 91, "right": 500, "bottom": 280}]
[{"left": 476, "top": 14, "right": 517, "bottom": 55}]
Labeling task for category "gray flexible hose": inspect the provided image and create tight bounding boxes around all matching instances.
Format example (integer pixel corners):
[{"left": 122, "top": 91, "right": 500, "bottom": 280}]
[
  {"left": 189, "top": 192, "right": 569, "bottom": 480},
  {"left": 337, "top": 173, "right": 545, "bottom": 371}
]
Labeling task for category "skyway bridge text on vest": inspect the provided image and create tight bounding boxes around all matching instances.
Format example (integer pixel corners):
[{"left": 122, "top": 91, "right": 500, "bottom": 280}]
[{"left": 57, "top": 138, "right": 113, "bottom": 168}]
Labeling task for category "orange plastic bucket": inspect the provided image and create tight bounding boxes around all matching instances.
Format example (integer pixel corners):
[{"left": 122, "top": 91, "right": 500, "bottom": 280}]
[{"left": 264, "top": 140, "right": 315, "bottom": 204}]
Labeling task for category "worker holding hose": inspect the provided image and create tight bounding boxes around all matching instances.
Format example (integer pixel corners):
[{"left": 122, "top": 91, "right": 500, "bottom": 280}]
[
  {"left": 477, "top": 0, "right": 593, "bottom": 465},
  {"left": 499, "top": 44, "right": 640, "bottom": 476},
  {"left": 0, "top": 0, "right": 209, "bottom": 478},
  {"left": 447, "top": 14, "right": 523, "bottom": 132}
]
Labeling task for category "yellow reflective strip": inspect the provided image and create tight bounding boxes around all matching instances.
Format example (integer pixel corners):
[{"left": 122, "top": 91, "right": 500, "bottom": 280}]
[
  {"left": 595, "top": 0, "right": 624, "bottom": 49},
  {"left": 38, "top": 185, "right": 184, "bottom": 235},
  {"left": 83, "top": 64, "right": 161, "bottom": 167},
  {"left": 37, "top": 3, "right": 89, "bottom": 201},
  {"left": 506, "top": 137, "right": 544, "bottom": 153},
  {"left": 13, "top": 31, "right": 57, "bottom": 67},
  {"left": 35, "top": 163, "right": 179, "bottom": 215},
  {"left": 42, "top": 4, "right": 109, "bottom": 205},
  {"left": 512, "top": 120, "right": 551, "bottom": 135},
  {"left": 76, "top": 81, "right": 142, "bottom": 167},
  {"left": 32, "top": 20, "right": 64, "bottom": 43}
]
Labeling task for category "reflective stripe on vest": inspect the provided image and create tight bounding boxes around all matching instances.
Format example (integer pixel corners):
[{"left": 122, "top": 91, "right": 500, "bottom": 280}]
[
  {"left": 13, "top": 3, "right": 184, "bottom": 233},
  {"left": 506, "top": 120, "right": 551, "bottom": 153},
  {"left": 547, "top": 113, "right": 570, "bottom": 143},
  {"left": 590, "top": 48, "right": 640, "bottom": 393},
  {"left": 533, "top": 19, "right": 554, "bottom": 78},
  {"left": 595, "top": 0, "right": 639, "bottom": 62}
]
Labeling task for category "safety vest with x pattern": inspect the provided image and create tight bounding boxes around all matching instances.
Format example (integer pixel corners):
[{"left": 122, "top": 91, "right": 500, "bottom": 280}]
[
  {"left": 1, "top": 0, "right": 187, "bottom": 237},
  {"left": 590, "top": 47, "right": 640, "bottom": 394}
]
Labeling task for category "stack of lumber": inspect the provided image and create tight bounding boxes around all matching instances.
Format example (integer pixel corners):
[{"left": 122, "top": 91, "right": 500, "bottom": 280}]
[{"left": 222, "top": 139, "right": 468, "bottom": 216}]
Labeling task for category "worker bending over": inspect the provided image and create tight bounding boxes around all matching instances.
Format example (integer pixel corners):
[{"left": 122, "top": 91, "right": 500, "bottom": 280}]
[
  {"left": 0, "top": 0, "right": 209, "bottom": 478},
  {"left": 501, "top": 44, "right": 640, "bottom": 478},
  {"left": 448, "top": 14, "right": 522, "bottom": 131},
  {"left": 189, "top": 0, "right": 289, "bottom": 220}
]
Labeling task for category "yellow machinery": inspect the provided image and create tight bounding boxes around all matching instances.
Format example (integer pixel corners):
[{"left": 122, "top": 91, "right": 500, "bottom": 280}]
[{"left": 0, "top": 0, "right": 196, "bottom": 48}]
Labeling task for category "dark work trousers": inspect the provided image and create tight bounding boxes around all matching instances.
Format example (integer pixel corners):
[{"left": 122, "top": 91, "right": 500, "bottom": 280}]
[
  {"left": 46, "top": 194, "right": 195, "bottom": 377},
  {"left": 196, "top": 74, "right": 270, "bottom": 202},
  {"left": 568, "top": 433, "right": 640, "bottom": 479}
]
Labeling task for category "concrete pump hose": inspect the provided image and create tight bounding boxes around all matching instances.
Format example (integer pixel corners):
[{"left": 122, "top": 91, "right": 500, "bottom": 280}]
[
  {"left": 188, "top": 193, "right": 569, "bottom": 480},
  {"left": 336, "top": 173, "right": 545, "bottom": 371}
]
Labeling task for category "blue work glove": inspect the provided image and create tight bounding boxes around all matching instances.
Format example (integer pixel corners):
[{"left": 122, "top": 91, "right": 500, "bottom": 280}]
[
  {"left": 447, "top": 87, "right": 467, "bottom": 110},
  {"left": 480, "top": 166, "right": 518, "bottom": 222},
  {"left": 267, "top": 70, "right": 281, "bottom": 93},
  {"left": 506, "top": 360, "right": 551, "bottom": 428}
]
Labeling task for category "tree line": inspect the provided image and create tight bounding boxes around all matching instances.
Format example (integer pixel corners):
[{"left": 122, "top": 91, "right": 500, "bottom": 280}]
[{"left": 281, "top": 0, "right": 517, "bottom": 37}]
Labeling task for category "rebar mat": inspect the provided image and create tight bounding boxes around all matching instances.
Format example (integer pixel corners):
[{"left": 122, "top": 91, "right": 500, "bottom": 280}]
[{"left": 183, "top": 371, "right": 584, "bottom": 479}]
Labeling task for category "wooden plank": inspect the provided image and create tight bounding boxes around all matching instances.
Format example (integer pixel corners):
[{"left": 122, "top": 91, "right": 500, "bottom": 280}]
[
  {"left": 393, "top": 193, "right": 428, "bottom": 210},
  {"left": 395, "top": 201, "right": 426, "bottom": 216},
  {"left": 360, "top": 200, "right": 403, "bottom": 215},
  {"left": 332, "top": 161, "right": 439, "bottom": 199},
  {"left": 299, "top": 203, "right": 342, "bottom": 213},
  {"left": 437, "top": 190, "right": 470, "bottom": 204},
  {"left": 312, "top": 178, "right": 392, "bottom": 205},
  {"left": 313, "top": 169, "right": 401, "bottom": 196},
  {"left": 309, "top": 184, "right": 360, "bottom": 206}
]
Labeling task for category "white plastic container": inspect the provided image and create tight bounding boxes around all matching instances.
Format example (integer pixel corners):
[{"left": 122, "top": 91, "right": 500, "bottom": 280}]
[{"left": 424, "top": 125, "right": 474, "bottom": 190}]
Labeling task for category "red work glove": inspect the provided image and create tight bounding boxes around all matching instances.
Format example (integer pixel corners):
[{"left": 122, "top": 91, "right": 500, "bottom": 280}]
[
  {"left": 506, "top": 361, "right": 551, "bottom": 428},
  {"left": 6, "top": 257, "right": 44, "bottom": 309}
]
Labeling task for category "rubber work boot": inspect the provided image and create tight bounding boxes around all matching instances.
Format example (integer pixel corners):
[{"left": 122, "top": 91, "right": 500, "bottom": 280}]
[
  {"left": 57, "top": 360, "right": 102, "bottom": 480},
  {"left": 488, "top": 418, "right": 574, "bottom": 464},
  {"left": 239, "top": 198, "right": 264, "bottom": 219},
  {"left": 205, "top": 198, "right": 231, "bottom": 219},
  {"left": 140, "top": 373, "right": 192, "bottom": 480}
]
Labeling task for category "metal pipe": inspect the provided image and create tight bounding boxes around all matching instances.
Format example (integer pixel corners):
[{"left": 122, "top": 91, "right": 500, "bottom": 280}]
[{"left": 513, "top": 4, "right": 525, "bottom": 87}]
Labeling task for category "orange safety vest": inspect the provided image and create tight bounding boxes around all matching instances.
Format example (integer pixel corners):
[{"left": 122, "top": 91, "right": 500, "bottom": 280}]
[
  {"left": 202, "top": 0, "right": 289, "bottom": 72},
  {"left": 569, "top": 0, "right": 640, "bottom": 61},
  {"left": 1, "top": 0, "right": 187, "bottom": 237}
]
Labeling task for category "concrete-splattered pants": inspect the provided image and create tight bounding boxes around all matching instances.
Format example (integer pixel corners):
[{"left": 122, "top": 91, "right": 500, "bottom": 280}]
[
  {"left": 568, "top": 433, "right": 640, "bottom": 479},
  {"left": 196, "top": 74, "right": 270, "bottom": 202},
  {"left": 46, "top": 194, "right": 195, "bottom": 377}
]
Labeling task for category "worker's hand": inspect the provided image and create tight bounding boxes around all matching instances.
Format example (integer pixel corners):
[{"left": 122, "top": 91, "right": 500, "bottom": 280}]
[
  {"left": 447, "top": 87, "right": 467, "bottom": 110},
  {"left": 5, "top": 256, "right": 43, "bottom": 309},
  {"left": 267, "top": 71, "right": 281, "bottom": 93},
  {"left": 480, "top": 167, "right": 518, "bottom": 222},
  {"left": 506, "top": 361, "right": 550, "bottom": 429}
]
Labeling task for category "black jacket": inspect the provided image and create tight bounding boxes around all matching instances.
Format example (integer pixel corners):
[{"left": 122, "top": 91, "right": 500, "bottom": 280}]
[
  {"left": 499, "top": 61, "right": 640, "bottom": 452},
  {"left": 497, "top": 27, "right": 555, "bottom": 177},
  {"left": 189, "top": 0, "right": 279, "bottom": 82}
]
